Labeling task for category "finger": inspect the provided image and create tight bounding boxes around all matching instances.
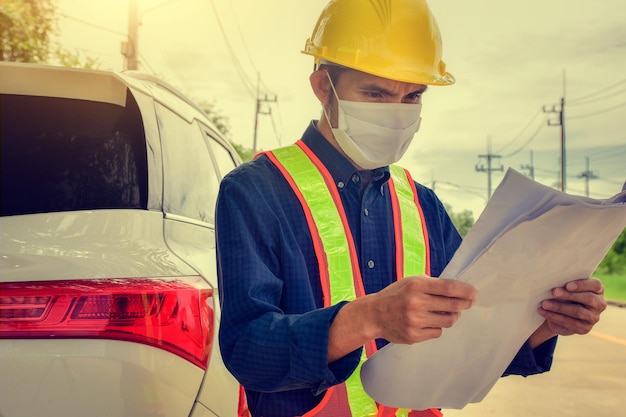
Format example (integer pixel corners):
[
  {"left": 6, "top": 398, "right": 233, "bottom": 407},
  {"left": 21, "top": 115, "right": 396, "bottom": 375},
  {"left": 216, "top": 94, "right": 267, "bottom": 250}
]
[
  {"left": 540, "top": 299, "right": 600, "bottom": 326},
  {"left": 537, "top": 305, "right": 593, "bottom": 335},
  {"left": 418, "top": 277, "right": 478, "bottom": 300},
  {"left": 403, "top": 327, "right": 444, "bottom": 344},
  {"left": 561, "top": 278, "right": 604, "bottom": 294},
  {"left": 429, "top": 295, "right": 475, "bottom": 313},
  {"left": 551, "top": 289, "right": 607, "bottom": 313}
]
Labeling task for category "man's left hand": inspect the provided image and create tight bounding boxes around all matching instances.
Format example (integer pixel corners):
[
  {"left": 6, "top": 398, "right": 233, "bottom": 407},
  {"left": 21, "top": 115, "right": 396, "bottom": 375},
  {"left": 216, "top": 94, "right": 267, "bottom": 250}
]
[{"left": 531, "top": 278, "right": 607, "bottom": 347}]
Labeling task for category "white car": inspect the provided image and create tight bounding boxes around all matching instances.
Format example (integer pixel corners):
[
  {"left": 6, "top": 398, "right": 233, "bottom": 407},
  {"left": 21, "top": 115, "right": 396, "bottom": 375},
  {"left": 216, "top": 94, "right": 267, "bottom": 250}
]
[{"left": 0, "top": 62, "right": 248, "bottom": 417}]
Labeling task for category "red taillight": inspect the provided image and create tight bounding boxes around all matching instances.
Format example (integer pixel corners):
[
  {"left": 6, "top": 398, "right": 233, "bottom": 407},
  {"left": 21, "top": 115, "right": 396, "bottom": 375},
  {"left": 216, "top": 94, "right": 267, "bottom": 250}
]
[
  {"left": 238, "top": 385, "right": 251, "bottom": 417},
  {"left": 0, "top": 277, "right": 214, "bottom": 369}
]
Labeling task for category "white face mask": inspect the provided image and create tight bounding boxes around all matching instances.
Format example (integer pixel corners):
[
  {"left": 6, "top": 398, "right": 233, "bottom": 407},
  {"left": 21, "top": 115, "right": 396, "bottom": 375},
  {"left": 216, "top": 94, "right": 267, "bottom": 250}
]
[{"left": 323, "top": 74, "right": 423, "bottom": 169}]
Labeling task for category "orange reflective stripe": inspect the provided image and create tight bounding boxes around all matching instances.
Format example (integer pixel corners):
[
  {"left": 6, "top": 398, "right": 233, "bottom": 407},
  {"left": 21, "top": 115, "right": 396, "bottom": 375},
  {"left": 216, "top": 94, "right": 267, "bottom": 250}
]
[
  {"left": 387, "top": 174, "right": 406, "bottom": 280},
  {"left": 404, "top": 168, "right": 431, "bottom": 276},
  {"left": 296, "top": 141, "right": 367, "bottom": 300},
  {"left": 269, "top": 142, "right": 377, "bottom": 416},
  {"left": 266, "top": 143, "right": 434, "bottom": 417},
  {"left": 264, "top": 149, "right": 332, "bottom": 306},
  {"left": 388, "top": 165, "right": 438, "bottom": 417},
  {"left": 389, "top": 165, "right": 430, "bottom": 278}
]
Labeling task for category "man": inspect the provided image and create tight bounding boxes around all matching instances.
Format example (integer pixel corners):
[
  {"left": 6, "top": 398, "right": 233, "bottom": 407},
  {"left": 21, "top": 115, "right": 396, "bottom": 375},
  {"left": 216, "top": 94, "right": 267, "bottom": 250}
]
[{"left": 216, "top": 1, "right": 606, "bottom": 416}]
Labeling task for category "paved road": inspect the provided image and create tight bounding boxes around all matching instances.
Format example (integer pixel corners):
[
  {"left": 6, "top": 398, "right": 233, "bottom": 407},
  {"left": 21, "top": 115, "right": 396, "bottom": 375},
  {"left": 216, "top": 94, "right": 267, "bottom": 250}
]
[{"left": 442, "top": 304, "right": 626, "bottom": 417}]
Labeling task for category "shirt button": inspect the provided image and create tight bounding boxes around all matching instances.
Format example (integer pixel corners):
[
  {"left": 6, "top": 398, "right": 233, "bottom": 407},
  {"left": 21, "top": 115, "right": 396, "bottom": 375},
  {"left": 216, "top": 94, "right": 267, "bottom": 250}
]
[
  {"left": 352, "top": 174, "right": 360, "bottom": 183},
  {"left": 367, "top": 260, "right": 375, "bottom": 269},
  {"left": 338, "top": 181, "right": 345, "bottom": 189},
  {"left": 364, "top": 208, "right": 369, "bottom": 216}
]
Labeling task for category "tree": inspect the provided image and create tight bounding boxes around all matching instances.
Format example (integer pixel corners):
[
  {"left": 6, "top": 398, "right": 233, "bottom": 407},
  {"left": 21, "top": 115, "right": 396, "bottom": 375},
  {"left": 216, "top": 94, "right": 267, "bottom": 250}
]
[
  {"left": 1, "top": 0, "right": 57, "bottom": 63},
  {"left": 596, "top": 227, "right": 626, "bottom": 274},
  {"left": 444, "top": 203, "right": 475, "bottom": 238},
  {"left": 197, "top": 100, "right": 231, "bottom": 137},
  {"left": 229, "top": 141, "right": 255, "bottom": 162},
  {"left": 54, "top": 45, "right": 102, "bottom": 69},
  {"left": 2, "top": 0, "right": 247, "bottom": 160}
]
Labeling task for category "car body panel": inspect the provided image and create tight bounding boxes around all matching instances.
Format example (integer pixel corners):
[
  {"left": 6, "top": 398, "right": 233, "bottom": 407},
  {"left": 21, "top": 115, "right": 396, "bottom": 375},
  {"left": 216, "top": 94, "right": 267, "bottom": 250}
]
[
  {"left": 0, "top": 62, "right": 243, "bottom": 416},
  {"left": 0, "top": 211, "right": 194, "bottom": 281},
  {"left": 0, "top": 339, "right": 203, "bottom": 417}
]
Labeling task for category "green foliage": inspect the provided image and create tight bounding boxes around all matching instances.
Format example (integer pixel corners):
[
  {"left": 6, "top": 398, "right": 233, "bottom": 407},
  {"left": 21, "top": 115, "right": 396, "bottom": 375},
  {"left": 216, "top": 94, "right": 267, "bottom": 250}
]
[
  {"left": 196, "top": 100, "right": 255, "bottom": 161},
  {"left": 229, "top": 141, "right": 255, "bottom": 162},
  {"left": 595, "top": 227, "right": 626, "bottom": 274},
  {"left": 53, "top": 45, "right": 102, "bottom": 69},
  {"left": 444, "top": 203, "right": 475, "bottom": 238},
  {"left": 0, "top": 0, "right": 100, "bottom": 68},
  {"left": 197, "top": 100, "right": 232, "bottom": 138},
  {"left": 2, "top": 0, "right": 246, "bottom": 163},
  {"left": 594, "top": 272, "right": 626, "bottom": 303},
  {"left": 1, "top": 0, "right": 57, "bottom": 63}
]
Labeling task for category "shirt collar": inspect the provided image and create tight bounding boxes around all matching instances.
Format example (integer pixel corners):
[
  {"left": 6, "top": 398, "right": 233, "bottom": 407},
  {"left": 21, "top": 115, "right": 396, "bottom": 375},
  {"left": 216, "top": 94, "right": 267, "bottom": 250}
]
[{"left": 300, "top": 121, "right": 390, "bottom": 192}]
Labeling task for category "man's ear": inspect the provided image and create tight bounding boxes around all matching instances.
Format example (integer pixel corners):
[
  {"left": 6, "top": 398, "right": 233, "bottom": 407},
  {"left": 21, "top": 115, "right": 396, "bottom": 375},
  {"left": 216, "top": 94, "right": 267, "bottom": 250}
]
[{"left": 309, "top": 70, "right": 332, "bottom": 105}]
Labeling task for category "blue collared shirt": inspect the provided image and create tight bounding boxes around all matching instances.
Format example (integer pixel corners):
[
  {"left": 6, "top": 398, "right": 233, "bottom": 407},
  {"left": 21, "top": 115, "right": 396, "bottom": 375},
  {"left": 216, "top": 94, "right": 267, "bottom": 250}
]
[{"left": 216, "top": 122, "right": 556, "bottom": 417}]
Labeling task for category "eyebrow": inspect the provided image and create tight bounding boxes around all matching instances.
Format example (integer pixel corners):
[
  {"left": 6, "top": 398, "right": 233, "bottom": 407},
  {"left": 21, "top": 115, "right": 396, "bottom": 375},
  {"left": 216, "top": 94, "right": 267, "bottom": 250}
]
[{"left": 360, "top": 84, "right": 428, "bottom": 97}]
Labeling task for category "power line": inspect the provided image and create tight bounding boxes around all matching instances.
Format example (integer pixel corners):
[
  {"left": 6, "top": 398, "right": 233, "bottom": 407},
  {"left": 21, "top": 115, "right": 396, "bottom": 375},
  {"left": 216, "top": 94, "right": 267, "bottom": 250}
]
[
  {"left": 568, "top": 86, "right": 626, "bottom": 106},
  {"left": 568, "top": 78, "right": 626, "bottom": 104},
  {"left": 274, "top": 100, "right": 286, "bottom": 143},
  {"left": 567, "top": 101, "right": 626, "bottom": 120},
  {"left": 493, "top": 108, "right": 545, "bottom": 155},
  {"left": 500, "top": 121, "right": 546, "bottom": 158},
  {"left": 269, "top": 110, "right": 283, "bottom": 147},
  {"left": 224, "top": 0, "right": 275, "bottom": 97},
  {"left": 475, "top": 137, "right": 503, "bottom": 199},
  {"left": 59, "top": 12, "right": 126, "bottom": 37},
  {"left": 209, "top": 0, "right": 256, "bottom": 98},
  {"left": 570, "top": 146, "right": 626, "bottom": 162},
  {"left": 543, "top": 96, "right": 566, "bottom": 192}
]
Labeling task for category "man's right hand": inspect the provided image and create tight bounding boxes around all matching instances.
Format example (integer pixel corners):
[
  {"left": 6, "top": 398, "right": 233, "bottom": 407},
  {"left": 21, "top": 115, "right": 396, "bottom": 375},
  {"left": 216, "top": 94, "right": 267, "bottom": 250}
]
[
  {"left": 367, "top": 275, "right": 477, "bottom": 344},
  {"left": 327, "top": 275, "right": 476, "bottom": 363}
]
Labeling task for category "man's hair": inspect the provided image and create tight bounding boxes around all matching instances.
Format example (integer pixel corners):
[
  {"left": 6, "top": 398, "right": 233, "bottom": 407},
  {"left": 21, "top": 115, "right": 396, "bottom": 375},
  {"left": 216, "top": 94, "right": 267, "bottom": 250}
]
[{"left": 317, "top": 63, "right": 347, "bottom": 85}]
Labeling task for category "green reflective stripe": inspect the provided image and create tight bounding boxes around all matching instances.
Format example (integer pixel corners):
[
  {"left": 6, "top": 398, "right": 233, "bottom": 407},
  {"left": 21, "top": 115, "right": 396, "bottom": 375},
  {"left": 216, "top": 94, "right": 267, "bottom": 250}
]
[
  {"left": 389, "top": 165, "right": 427, "bottom": 277},
  {"left": 271, "top": 146, "right": 428, "bottom": 417},
  {"left": 271, "top": 145, "right": 377, "bottom": 416},
  {"left": 345, "top": 349, "right": 378, "bottom": 417},
  {"left": 389, "top": 165, "right": 427, "bottom": 417},
  {"left": 271, "top": 146, "right": 356, "bottom": 306}
]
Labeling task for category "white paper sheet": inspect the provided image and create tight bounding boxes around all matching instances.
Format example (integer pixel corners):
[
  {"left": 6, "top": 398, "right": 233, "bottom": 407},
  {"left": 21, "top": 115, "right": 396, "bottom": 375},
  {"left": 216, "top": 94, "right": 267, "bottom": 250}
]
[{"left": 361, "top": 169, "right": 626, "bottom": 410}]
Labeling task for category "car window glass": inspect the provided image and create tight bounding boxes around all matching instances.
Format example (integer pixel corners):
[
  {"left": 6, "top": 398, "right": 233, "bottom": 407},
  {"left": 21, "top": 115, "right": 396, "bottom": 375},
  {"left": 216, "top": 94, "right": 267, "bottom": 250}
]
[
  {"left": 1, "top": 94, "right": 147, "bottom": 216},
  {"left": 156, "top": 103, "right": 219, "bottom": 223},
  {"left": 207, "top": 134, "right": 238, "bottom": 179}
]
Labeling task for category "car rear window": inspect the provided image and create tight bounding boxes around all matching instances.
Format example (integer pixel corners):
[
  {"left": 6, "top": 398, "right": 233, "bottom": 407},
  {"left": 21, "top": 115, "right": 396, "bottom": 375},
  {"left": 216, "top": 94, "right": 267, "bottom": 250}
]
[{"left": 1, "top": 93, "right": 148, "bottom": 216}]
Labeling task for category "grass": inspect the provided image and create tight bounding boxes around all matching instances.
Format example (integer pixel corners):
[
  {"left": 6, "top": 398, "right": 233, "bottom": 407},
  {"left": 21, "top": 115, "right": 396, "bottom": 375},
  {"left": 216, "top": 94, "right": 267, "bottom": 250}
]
[{"left": 594, "top": 272, "right": 626, "bottom": 303}]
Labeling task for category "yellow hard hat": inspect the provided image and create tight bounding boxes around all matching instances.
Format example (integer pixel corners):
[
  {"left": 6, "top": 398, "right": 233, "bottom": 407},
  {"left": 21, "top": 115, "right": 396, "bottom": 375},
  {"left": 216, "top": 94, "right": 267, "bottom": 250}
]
[{"left": 302, "top": 0, "right": 454, "bottom": 86}]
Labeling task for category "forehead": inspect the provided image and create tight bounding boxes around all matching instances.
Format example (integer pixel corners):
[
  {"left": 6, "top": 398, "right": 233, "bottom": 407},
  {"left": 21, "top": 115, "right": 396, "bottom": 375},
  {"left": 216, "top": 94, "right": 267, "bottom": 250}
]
[{"left": 338, "top": 68, "right": 427, "bottom": 94}]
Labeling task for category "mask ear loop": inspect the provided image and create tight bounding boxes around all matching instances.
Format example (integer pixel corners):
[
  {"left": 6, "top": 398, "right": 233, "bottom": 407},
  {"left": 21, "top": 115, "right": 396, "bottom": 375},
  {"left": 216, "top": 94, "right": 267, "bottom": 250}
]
[{"left": 321, "top": 70, "right": 341, "bottom": 129}]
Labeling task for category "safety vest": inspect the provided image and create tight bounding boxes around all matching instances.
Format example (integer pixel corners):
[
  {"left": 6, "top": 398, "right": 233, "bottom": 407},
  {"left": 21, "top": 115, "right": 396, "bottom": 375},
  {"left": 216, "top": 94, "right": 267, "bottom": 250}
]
[{"left": 264, "top": 140, "right": 442, "bottom": 417}]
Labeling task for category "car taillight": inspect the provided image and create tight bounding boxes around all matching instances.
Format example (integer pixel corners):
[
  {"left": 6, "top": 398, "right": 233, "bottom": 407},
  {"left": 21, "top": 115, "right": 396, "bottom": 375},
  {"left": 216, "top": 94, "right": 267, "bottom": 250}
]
[
  {"left": 238, "top": 385, "right": 251, "bottom": 417},
  {"left": 0, "top": 277, "right": 214, "bottom": 369}
]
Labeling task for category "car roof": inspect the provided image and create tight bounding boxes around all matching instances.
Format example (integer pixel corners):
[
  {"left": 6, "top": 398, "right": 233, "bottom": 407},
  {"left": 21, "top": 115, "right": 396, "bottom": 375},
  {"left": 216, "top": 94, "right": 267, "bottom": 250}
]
[
  {"left": 0, "top": 61, "right": 128, "bottom": 106},
  {"left": 0, "top": 61, "right": 213, "bottom": 126}
]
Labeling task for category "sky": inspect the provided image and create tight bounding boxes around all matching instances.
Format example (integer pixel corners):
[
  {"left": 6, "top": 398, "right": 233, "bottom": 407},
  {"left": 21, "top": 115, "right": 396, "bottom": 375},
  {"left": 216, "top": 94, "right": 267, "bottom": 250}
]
[{"left": 55, "top": 0, "right": 626, "bottom": 217}]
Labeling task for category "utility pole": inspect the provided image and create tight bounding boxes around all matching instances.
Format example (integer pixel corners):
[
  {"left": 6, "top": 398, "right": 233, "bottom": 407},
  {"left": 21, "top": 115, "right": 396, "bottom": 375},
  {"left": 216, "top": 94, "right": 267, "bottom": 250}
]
[
  {"left": 252, "top": 73, "right": 277, "bottom": 153},
  {"left": 578, "top": 157, "right": 598, "bottom": 197},
  {"left": 475, "top": 136, "right": 503, "bottom": 199},
  {"left": 520, "top": 150, "right": 535, "bottom": 180},
  {"left": 122, "top": 0, "right": 140, "bottom": 70},
  {"left": 543, "top": 71, "right": 566, "bottom": 192}
]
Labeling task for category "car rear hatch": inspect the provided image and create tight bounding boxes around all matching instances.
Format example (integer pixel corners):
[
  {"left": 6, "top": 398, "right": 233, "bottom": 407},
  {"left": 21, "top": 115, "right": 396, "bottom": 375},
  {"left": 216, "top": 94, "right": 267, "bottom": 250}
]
[{"left": 0, "top": 63, "right": 216, "bottom": 416}]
